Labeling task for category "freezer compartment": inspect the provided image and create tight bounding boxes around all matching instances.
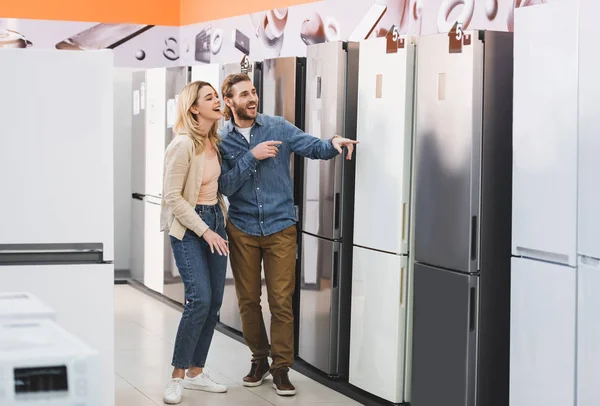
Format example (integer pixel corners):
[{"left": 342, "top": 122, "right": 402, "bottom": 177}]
[
  {"left": 349, "top": 246, "right": 408, "bottom": 403},
  {"left": 510, "top": 257, "right": 576, "bottom": 406},
  {"left": 411, "top": 263, "right": 478, "bottom": 406},
  {"left": 353, "top": 37, "right": 414, "bottom": 255},
  {"left": 577, "top": 256, "right": 600, "bottom": 406},
  {"left": 413, "top": 33, "right": 484, "bottom": 274},
  {"left": 512, "top": 3, "right": 578, "bottom": 265},
  {"left": 143, "top": 199, "right": 164, "bottom": 294},
  {"left": 0, "top": 263, "right": 114, "bottom": 406},
  {"left": 299, "top": 233, "right": 345, "bottom": 376}
]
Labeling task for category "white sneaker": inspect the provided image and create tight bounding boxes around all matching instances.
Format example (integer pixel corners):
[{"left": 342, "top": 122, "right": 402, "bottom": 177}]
[
  {"left": 183, "top": 370, "right": 227, "bottom": 393},
  {"left": 163, "top": 378, "right": 184, "bottom": 404}
]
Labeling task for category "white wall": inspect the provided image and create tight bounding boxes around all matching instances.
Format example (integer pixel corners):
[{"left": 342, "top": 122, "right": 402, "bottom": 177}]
[{"left": 113, "top": 68, "right": 137, "bottom": 271}]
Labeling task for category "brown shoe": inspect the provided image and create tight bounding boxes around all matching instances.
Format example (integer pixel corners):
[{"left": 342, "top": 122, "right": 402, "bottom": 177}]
[
  {"left": 243, "top": 359, "right": 270, "bottom": 387},
  {"left": 271, "top": 368, "right": 296, "bottom": 396}
]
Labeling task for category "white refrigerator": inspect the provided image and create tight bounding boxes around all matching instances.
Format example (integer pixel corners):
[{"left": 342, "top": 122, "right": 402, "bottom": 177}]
[
  {"left": 510, "top": 3, "right": 579, "bottom": 406},
  {"left": 575, "top": 1, "right": 600, "bottom": 405},
  {"left": 0, "top": 49, "right": 115, "bottom": 406},
  {"left": 349, "top": 36, "right": 415, "bottom": 403}
]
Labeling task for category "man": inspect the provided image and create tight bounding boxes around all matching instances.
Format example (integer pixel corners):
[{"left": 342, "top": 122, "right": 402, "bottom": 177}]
[{"left": 218, "top": 73, "right": 357, "bottom": 396}]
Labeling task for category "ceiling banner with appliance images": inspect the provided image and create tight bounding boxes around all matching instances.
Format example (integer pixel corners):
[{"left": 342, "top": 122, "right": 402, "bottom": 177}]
[{"left": 0, "top": 0, "right": 568, "bottom": 67}]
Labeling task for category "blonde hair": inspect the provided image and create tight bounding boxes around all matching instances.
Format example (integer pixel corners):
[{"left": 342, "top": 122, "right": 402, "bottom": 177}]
[
  {"left": 221, "top": 73, "right": 252, "bottom": 121},
  {"left": 174, "top": 81, "right": 221, "bottom": 155}
]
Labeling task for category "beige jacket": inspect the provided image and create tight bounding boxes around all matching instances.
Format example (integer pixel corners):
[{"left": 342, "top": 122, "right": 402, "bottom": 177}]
[{"left": 160, "top": 133, "right": 227, "bottom": 240}]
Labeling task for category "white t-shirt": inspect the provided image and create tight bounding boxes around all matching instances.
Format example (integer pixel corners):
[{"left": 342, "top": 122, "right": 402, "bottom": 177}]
[{"left": 235, "top": 126, "right": 252, "bottom": 144}]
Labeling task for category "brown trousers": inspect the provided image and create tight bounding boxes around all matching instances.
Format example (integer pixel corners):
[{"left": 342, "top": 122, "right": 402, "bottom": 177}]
[{"left": 226, "top": 221, "right": 297, "bottom": 370}]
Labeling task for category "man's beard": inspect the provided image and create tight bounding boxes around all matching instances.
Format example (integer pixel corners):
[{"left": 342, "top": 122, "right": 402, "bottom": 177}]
[{"left": 233, "top": 101, "right": 257, "bottom": 121}]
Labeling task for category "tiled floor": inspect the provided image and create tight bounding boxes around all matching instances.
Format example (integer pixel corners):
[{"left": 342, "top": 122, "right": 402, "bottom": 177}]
[{"left": 115, "top": 285, "right": 363, "bottom": 406}]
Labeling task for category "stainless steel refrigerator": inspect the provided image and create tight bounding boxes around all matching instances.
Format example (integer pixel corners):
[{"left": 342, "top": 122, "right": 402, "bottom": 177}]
[
  {"left": 299, "top": 41, "right": 359, "bottom": 378},
  {"left": 411, "top": 31, "right": 514, "bottom": 406},
  {"left": 261, "top": 56, "right": 307, "bottom": 354},
  {"left": 216, "top": 60, "right": 265, "bottom": 335},
  {"left": 349, "top": 36, "right": 415, "bottom": 403},
  {"left": 216, "top": 57, "right": 308, "bottom": 350}
]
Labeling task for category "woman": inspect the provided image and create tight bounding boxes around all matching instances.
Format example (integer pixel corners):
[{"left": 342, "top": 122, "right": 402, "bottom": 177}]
[{"left": 160, "top": 81, "right": 230, "bottom": 404}]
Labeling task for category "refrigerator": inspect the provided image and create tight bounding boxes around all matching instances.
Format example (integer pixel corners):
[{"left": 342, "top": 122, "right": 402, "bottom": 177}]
[
  {"left": 348, "top": 37, "right": 415, "bottom": 403},
  {"left": 130, "top": 67, "right": 188, "bottom": 298},
  {"left": 299, "top": 40, "right": 359, "bottom": 378},
  {"left": 511, "top": 3, "right": 594, "bottom": 406},
  {"left": 261, "top": 56, "right": 307, "bottom": 354},
  {"left": 216, "top": 59, "right": 264, "bottom": 335},
  {"left": 215, "top": 57, "right": 307, "bottom": 347},
  {"left": 576, "top": 0, "right": 600, "bottom": 405},
  {"left": 0, "top": 49, "right": 115, "bottom": 406},
  {"left": 411, "top": 31, "right": 514, "bottom": 406}
]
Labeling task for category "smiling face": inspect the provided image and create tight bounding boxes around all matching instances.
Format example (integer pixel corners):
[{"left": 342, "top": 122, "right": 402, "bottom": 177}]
[
  {"left": 190, "top": 84, "right": 222, "bottom": 122},
  {"left": 225, "top": 79, "right": 259, "bottom": 122}
]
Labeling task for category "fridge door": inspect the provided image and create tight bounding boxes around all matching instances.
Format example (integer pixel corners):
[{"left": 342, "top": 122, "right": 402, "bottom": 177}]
[
  {"left": 512, "top": 3, "right": 578, "bottom": 266},
  {"left": 413, "top": 33, "right": 484, "bottom": 274},
  {"left": 299, "top": 233, "right": 341, "bottom": 375},
  {"left": 262, "top": 57, "right": 306, "bottom": 213},
  {"left": 577, "top": 0, "right": 600, "bottom": 261},
  {"left": 577, "top": 256, "right": 600, "bottom": 406},
  {"left": 302, "top": 42, "right": 346, "bottom": 240},
  {"left": 411, "top": 263, "right": 478, "bottom": 406},
  {"left": 262, "top": 57, "right": 301, "bottom": 125},
  {"left": 354, "top": 37, "right": 414, "bottom": 255},
  {"left": 130, "top": 71, "right": 147, "bottom": 284},
  {"left": 349, "top": 246, "right": 408, "bottom": 403},
  {"left": 510, "top": 257, "right": 576, "bottom": 406},
  {"left": 0, "top": 49, "right": 114, "bottom": 261},
  {"left": 160, "top": 68, "right": 188, "bottom": 302},
  {"left": 144, "top": 196, "right": 164, "bottom": 294}
]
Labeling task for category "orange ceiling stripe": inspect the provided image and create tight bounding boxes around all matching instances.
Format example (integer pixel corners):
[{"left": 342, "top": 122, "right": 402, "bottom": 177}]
[
  {"left": 180, "top": 0, "right": 319, "bottom": 26},
  {"left": 0, "top": 0, "right": 320, "bottom": 26}
]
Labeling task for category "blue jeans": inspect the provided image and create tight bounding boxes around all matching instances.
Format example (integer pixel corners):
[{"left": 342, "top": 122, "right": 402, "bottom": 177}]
[{"left": 170, "top": 204, "right": 227, "bottom": 369}]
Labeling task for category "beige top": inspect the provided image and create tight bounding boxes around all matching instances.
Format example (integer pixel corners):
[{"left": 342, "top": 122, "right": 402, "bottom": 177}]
[
  {"left": 160, "top": 134, "right": 227, "bottom": 240},
  {"left": 197, "top": 142, "right": 220, "bottom": 205}
]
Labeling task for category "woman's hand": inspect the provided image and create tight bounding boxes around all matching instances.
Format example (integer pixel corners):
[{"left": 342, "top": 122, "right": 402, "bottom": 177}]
[{"left": 202, "top": 229, "right": 229, "bottom": 256}]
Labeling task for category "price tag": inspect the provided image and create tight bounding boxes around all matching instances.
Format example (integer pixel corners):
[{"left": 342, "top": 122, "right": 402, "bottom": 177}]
[
  {"left": 448, "top": 22, "right": 472, "bottom": 54},
  {"left": 240, "top": 54, "right": 252, "bottom": 74},
  {"left": 386, "top": 25, "right": 401, "bottom": 54}
]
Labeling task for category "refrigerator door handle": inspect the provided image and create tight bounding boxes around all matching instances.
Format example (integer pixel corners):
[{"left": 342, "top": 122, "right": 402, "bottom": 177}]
[
  {"left": 333, "top": 251, "right": 339, "bottom": 289},
  {"left": 468, "top": 286, "right": 476, "bottom": 332},
  {"left": 334, "top": 193, "right": 341, "bottom": 230},
  {"left": 470, "top": 215, "right": 478, "bottom": 261},
  {"left": 402, "top": 202, "right": 408, "bottom": 244},
  {"left": 400, "top": 266, "right": 406, "bottom": 307}
]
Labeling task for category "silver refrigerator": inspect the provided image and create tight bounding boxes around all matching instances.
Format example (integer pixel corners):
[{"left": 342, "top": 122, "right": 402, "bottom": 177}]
[
  {"left": 261, "top": 56, "right": 307, "bottom": 355},
  {"left": 216, "top": 59, "right": 264, "bottom": 334},
  {"left": 216, "top": 57, "right": 308, "bottom": 351},
  {"left": 299, "top": 41, "right": 359, "bottom": 378},
  {"left": 411, "top": 31, "right": 514, "bottom": 406}
]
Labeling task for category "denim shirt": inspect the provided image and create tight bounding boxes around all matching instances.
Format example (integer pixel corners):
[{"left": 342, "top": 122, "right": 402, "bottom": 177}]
[{"left": 218, "top": 114, "right": 339, "bottom": 237}]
